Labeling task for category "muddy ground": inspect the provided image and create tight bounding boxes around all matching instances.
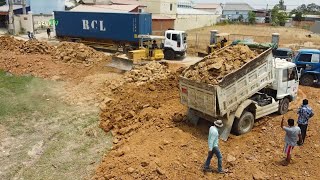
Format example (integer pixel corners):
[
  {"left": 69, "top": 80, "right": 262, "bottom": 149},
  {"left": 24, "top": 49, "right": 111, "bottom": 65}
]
[{"left": 1, "top": 35, "right": 320, "bottom": 180}]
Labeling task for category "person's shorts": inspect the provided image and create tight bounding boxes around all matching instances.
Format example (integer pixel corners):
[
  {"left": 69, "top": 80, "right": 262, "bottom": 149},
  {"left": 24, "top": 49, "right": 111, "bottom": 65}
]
[{"left": 284, "top": 143, "right": 294, "bottom": 156}]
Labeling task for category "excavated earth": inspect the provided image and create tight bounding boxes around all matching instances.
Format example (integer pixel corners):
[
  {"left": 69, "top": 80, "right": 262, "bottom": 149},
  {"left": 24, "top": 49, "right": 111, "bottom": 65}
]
[
  {"left": 182, "top": 45, "right": 260, "bottom": 84},
  {"left": 1, "top": 36, "right": 320, "bottom": 180}
]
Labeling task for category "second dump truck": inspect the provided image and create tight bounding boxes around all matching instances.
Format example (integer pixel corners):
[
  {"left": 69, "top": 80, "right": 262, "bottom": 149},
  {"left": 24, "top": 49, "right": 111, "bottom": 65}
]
[{"left": 179, "top": 43, "right": 299, "bottom": 140}]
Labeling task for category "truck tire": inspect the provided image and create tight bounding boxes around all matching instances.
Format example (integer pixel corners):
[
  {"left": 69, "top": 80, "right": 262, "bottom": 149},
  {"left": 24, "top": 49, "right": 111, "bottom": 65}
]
[
  {"left": 300, "top": 74, "right": 314, "bottom": 86},
  {"left": 278, "top": 98, "right": 289, "bottom": 115},
  {"left": 164, "top": 50, "right": 175, "bottom": 60},
  {"left": 232, "top": 111, "right": 254, "bottom": 135}
]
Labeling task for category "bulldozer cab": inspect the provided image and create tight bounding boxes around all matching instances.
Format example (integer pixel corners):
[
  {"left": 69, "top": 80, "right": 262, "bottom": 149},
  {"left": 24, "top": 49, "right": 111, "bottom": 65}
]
[{"left": 208, "top": 33, "right": 230, "bottom": 53}]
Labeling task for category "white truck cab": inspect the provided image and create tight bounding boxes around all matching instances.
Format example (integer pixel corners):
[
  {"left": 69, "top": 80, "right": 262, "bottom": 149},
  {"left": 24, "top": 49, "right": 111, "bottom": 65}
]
[{"left": 163, "top": 30, "right": 187, "bottom": 60}]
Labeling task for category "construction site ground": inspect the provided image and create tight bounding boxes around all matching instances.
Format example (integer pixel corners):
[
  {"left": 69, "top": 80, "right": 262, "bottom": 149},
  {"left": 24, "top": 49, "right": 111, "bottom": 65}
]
[{"left": 0, "top": 24, "right": 320, "bottom": 180}]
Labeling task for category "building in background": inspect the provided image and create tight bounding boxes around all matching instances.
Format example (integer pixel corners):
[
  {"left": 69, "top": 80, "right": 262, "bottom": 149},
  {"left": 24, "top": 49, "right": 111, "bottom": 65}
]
[
  {"left": 193, "top": 3, "right": 222, "bottom": 15},
  {"left": 5, "top": 0, "right": 30, "bottom": 5},
  {"left": 222, "top": 3, "right": 254, "bottom": 22},
  {"left": 0, "top": 4, "right": 30, "bottom": 28},
  {"left": 152, "top": 15, "right": 175, "bottom": 35}
]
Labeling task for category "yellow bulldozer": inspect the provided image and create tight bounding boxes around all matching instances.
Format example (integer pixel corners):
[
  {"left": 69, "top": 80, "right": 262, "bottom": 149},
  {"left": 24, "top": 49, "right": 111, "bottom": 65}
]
[
  {"left": 198, "top": 30, "right": 231, "bottom": 57},
  {"left": 109, "top": 35, "right": 165, "bottom": 70}
]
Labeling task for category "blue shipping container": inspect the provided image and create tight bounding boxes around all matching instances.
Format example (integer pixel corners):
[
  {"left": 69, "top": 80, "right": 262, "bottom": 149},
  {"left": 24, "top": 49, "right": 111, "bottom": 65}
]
[{"left": 54, "top": 11, "right": 152, "bottom": 43}]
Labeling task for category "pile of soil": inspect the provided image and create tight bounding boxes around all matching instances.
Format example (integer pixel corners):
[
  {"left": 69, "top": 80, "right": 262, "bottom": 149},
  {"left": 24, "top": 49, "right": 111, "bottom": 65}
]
[
  {"left": 182, "top": 45, "right": 259, "bottom": 84},
  {"left": 19, "top": 40, "right": 54, "bottom": 54},
  {"left": 124, "top": 62, "right": 171, "bottom": 85},
  {"left": 0, "top": 36, "right": 23, "bottom": 51},
  {"left": 52, "top": 42, "right": 109, "bottom": 66}
]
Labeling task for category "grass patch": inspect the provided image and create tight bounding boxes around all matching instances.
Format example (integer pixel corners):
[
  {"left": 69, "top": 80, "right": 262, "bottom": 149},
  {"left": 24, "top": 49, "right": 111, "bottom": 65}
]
[{"left": 0, "top": 71, "right": 112, "bottom": 180}]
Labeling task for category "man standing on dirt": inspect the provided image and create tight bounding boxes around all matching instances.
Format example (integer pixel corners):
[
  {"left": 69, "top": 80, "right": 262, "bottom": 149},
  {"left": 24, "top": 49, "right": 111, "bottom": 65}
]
[
  {"left": 47, "top": 28, "right": 51, "bottom": 39},
  {"left": 281, "top": 117, "right": 302, "bottom": 166},
  {"left": 297, "top": 99, "right": 314, "bottom": 144},
  {"left": 203, "top": 120, "right": 225, "bottom": 174}
]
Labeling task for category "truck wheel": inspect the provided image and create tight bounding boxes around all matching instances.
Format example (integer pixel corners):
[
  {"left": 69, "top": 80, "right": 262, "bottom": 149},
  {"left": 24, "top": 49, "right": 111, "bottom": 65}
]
[
  {"left": 278, "top": 98, "right": 289, "bottom": 115},
  {"left": 232, "top": 111, "right": 254, "bottom": 135},
  {"left": 164, "top": 50, "right": 175, "bottom": 60},
  {"left": 300, "top": 74, "right": 314, "bottom": 86}
]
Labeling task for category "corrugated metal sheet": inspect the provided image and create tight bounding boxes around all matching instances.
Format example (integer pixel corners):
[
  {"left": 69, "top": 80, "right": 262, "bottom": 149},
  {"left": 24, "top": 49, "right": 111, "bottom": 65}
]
[
  {"left": 223, "top": 3, "right": 254, "bottom": 11},
  {"left": 70, "top": 4, "right": 138, "bottom": 13},
  {"left": 111, "top": 0, "right": 146, "bottom": 7},
  {"left": 193, "top": 3, "right": 220, "bottom": 9},
  {"left": 311, "top": 21, "right": 320, "bottom": 34},
  {"left": 54, "top": 11, "right": 152, "bottom": 42},
  {"left": 0, "top": 5, "right": 24, "bottom": 12},
  {"left": 177, "top": 8, "right": 215, "bottom": 15}
]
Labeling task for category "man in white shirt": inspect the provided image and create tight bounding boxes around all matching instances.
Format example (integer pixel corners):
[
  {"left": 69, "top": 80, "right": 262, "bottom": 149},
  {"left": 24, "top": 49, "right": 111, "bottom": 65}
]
[
  {"left": 203, "top": 120, "right": 226, "bottom": 174},
  {"left": 281, "top": 117, "right": 302, "bottom": 166}
]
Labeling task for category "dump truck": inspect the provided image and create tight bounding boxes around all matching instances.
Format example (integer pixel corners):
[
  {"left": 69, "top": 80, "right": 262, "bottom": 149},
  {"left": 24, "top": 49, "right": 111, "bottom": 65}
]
[{"left": 179, "top": 44, "right": 299, "bottom": 140}]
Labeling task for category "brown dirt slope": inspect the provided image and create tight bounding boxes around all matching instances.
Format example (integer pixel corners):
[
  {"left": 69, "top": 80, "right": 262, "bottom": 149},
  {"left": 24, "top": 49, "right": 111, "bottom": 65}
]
[{"left": 94, "top": 80, "right": 320, "bottom": 179}]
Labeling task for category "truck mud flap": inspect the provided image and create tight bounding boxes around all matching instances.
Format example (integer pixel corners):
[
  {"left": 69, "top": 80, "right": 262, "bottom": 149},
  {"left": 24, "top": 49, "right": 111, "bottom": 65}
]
[
  {"left": 219, "top": 113, "right": 235, "bottom": 141},
  {"left": 107, "top": 56, "right": 134, "bottom": 71}
]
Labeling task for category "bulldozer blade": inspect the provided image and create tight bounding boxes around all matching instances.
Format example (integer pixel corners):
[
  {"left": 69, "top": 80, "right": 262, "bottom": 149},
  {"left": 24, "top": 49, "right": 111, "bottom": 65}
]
[{"left": 107, "top": 56, "right": 134, "bottom": 71}]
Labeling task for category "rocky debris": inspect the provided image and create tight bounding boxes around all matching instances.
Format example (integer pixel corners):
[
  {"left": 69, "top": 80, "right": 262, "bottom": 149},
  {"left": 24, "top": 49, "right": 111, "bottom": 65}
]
[
  {"left": 52, "top": 42, "right": 110, "bottom": 66},
  {"left": 156, "top": 167, "right": 165, "bottom": 175},
  {"left": 99, "top": 73, "right": 179, "bottom": 138},
  {"left": 226, "top": 154, "right": 237, "bottom": 164},
  {"left": 19, "top": 40, "right": 54, "bottom": 54},
  {"left": 127, "top": 167, "right": 135, "bottom": 173},
  {"left": 182, "top": 45, "right": 259, "bottom": 85},
  {"left": 253, "top": 170, "right": 269, "bottom": 180},
  {"left": 124, "top": 62, "right": 171, "bottom": 85},
  {"left": 0, "top": 36, "right": 23, "bottom": 51}
]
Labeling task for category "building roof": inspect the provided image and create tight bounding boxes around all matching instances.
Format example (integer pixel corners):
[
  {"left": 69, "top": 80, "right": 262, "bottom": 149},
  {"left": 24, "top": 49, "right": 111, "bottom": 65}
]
[
  {"left": 0, "top": 5, "right": 25, "bottom": 12},
  {"left": 223, "top": 3, "right": 254, "bottom": 11},
  {"left": 193, "top": 3, "right": 220, "bottom": 9},
  {"left": 177, "top": 8, "right": 215, "bottom": 15},
  {"left": 70, "top": 4, "right": 139, "bottom": 13},
  {"left": 152, "top": 15, "right": 175, "bottom": 20},
  {"left": 111, "top": 0, "right": 146, "bottom": 7}
]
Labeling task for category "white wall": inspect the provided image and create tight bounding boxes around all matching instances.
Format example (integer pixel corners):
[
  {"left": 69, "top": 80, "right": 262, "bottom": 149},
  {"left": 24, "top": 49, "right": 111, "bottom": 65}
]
[
  {"left": 19, "top": 14, "right": 33, "bottom": 32},
  {"left": 174, "top": 14, "right": 219, "bottom": 31},
  {"left": 33, "top": 14, "right": 53, "bottom": 32}
]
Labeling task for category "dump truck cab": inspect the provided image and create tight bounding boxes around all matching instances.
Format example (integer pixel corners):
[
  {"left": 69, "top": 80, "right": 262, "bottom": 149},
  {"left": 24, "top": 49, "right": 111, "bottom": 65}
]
[
  {"left": 164, "top": 30, "right": 187, "bottom": 60},
  {"left": 293, "top": 49, "right": 320, "bottom": 86}
]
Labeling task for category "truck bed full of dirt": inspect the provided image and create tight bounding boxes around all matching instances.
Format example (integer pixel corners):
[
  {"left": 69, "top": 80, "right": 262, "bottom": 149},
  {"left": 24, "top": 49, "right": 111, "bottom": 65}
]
[{"left": 182, "top": 45, "right": 260, "bottom": 85}]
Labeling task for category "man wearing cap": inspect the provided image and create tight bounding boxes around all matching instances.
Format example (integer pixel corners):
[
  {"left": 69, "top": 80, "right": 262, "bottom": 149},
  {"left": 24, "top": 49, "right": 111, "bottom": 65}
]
[{"left": 203, "top": 120, "right": 225, "bottom": 174}]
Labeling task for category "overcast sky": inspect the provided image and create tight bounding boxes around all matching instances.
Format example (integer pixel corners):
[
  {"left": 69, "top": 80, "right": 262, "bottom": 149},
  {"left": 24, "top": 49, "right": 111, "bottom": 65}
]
[{"left": 195, "top": 0, "right": 320, "bottom": 10}]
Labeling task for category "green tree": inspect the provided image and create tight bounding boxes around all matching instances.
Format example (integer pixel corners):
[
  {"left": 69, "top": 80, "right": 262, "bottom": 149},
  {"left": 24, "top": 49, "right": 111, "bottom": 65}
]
[
  {"left": 238, "top": 14, "right": 244, "bottom": 22},
  {"left": 248, "top": 11, "right": 256, "bottom": 24},
  {"left": 0, "top": 0, "right": 6, "bottom": 6},
  {"left": 271, "top": 6, "right": 287, "bottom": 26},
  {"left": 278, "top": 0, "right": 286, "bottom": 11},
  {"left": 293, "top": 11, "right": 304, "bottom": 21}
]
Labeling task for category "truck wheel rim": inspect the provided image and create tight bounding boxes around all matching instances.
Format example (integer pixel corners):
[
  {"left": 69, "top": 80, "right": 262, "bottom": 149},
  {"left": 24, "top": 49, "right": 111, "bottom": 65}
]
[{"left": 241, "top": 118, "right": 251, "bottom": 132}]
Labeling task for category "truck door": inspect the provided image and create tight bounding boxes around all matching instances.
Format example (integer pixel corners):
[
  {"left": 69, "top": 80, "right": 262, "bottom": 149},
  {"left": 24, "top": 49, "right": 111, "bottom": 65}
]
[
  {"left": 278, "top": 67, "right": 299, "bottom": 98},
  {"left": 296, "top": 53, "right": 320, "bottom": 72}
]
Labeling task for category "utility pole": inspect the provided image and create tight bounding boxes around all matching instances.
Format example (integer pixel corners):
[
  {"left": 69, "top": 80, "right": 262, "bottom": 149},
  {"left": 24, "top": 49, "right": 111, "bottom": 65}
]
[
  {"left": 8, "top": 0, "right": 14, "bottom": 34},
  {"left": 22, "top": 0, "right": 27, "bottom": 14}
]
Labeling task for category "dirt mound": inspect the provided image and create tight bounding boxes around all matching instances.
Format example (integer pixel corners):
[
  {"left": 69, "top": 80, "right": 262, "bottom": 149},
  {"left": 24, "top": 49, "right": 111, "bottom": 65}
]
[
  {"left": 0, "top": 36, "right": 23, "bottom": 51},
  {"left": 52, "top": 42, "right": 109, "bottom": 66},
  {"left": 182, "top": 45, "right": 259, "bottom": 84},
  {"left": 99, "top": 73, "right": 180, "bottom": 136},
  {"left": 124, "top": 62, "right": 171, "bottom": 85},
  {"left": 19, "top": 40, "right": 54, "bottom": 54}
]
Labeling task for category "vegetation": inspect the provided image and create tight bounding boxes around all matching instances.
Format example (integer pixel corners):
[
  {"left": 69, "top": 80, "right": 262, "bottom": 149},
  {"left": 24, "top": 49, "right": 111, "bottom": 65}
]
[
  {"left": 271, "top": 6, "right": 287, "bottom": 26},
  {"left": 248, "top": 11, "right": 256, "bottom": 24},
  {"left": 0, "top": 0, "right": 5, "bottom": 6}
]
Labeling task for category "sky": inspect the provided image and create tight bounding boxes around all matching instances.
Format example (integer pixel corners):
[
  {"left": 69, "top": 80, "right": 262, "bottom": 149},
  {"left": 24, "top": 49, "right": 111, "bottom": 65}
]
[{"left": 195, "top": 0, "right": 320, "bottom": 10}]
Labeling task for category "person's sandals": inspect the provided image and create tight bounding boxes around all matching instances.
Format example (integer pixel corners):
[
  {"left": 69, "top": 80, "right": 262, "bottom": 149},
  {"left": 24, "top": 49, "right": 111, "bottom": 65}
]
[{"left": 203, "top": 167, "right": 214, "bottom": 172}]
